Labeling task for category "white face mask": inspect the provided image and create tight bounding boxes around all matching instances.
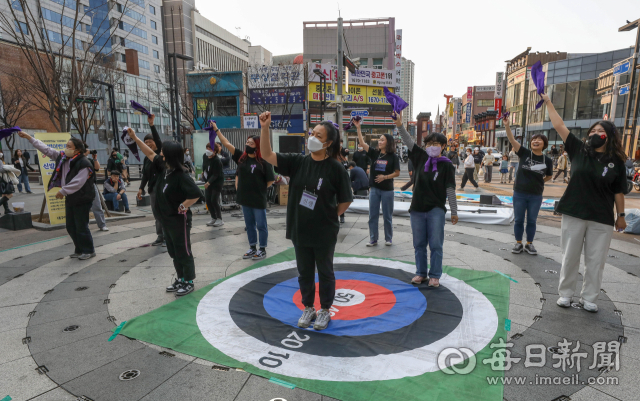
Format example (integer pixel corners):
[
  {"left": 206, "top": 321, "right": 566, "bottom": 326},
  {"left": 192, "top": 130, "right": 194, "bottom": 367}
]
[
  {"left": 186, "top": 151, "right": 189, "bottom": 155},
  {"left": 205, "top": 150, "right": 214, "bottom": 157},
  {"left": 308, "top": 136, "right": 327, "bottom": 153},
  {"left": 357, "top": 147, "right": 363, "bottom": 151}
]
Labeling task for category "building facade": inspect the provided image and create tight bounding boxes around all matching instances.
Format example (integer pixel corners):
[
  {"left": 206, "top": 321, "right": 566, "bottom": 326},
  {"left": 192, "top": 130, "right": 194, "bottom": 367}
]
[
  {"left": 458, "top": 86, "right": 496, "bottom": 145},
  {"left": 400, "top": 57, "right": 415, "bottom": 126},
  {"left": 249, "top": 45, "right": 272, "bottom": 65},
  {"left": 162, "top": 0, "right": 195, "bottom": 75},
  {"left": 191, "top": 11, "right": 249, "bottom": 73}
]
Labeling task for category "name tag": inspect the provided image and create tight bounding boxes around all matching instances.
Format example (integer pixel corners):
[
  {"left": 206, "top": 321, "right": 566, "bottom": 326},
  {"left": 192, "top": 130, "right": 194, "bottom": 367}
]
[
  {"left": 375, "top": 160, "right": 388, "bottom": 171},
  {"left": 203, "top": 171, "right": 208, "bottom": 179},
  {"left": 300, "top": 190, "right": 318, "bottom": 210}
]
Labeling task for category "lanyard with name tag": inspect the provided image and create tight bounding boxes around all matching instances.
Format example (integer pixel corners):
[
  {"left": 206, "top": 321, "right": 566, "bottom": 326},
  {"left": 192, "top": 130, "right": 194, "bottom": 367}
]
[{"left": 300, "top": 190, "right": 318, "bottom": 210}]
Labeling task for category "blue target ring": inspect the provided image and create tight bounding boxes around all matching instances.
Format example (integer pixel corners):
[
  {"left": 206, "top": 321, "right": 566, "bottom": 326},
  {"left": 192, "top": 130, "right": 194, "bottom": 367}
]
[{"left": 263, "top": 271, "right": 427, "bottom": 336}]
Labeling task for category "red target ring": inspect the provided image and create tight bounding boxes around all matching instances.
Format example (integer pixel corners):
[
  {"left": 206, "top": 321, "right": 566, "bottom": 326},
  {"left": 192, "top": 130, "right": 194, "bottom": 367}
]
[{"left": 292, "top": 279, "right": 396, "bottom": 320}]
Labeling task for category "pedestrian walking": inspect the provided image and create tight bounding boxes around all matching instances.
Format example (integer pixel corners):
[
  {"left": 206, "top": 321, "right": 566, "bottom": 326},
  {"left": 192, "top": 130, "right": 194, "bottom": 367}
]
[
  {"left": 83, "top": 143, "right": 108, "bottom": 231},
  {"left": 356, "top": 119, "right": 400, "bottom": 246},
  {"left": 447, "top": 147, "right": 460, "bottom": 172},
  {"left": 184, "top": 148, "right": 194, "bottom": 175},
  {"left": 482, "top": 149, "right": 495, "bottom": 183},
  {"left": 460, "top": 148, "right": 480, "bottom": 191},
  {"left": 18, "top": 131, "right": 96, "bottom": 259},
  {"left": 128, "top": 128, "right": 202, "bottom": 296},
  {"left": 214, "top": 121, "right": 275, "bottom": 260},
  {"left": 202, "top": 142, "right": 224, "bottom": 227},
  {"left": 395, "top": 112, "right": 459, "bottom": 287},
  {"left": 137, "top": 113, "right": 165, "bottom": 246},
  {"left": 508, "top": 147, "right": 519, "bottom": 183},
  {"left": 504, "top": 117, "right": 553, "bottom": 255},
  {"left": 541, "top": 93, "right": 627, "bottom": 313},
  {"left": 259, "top": 111, "right": 353, "bottom": 331},
  {"left": 472, "top": 147, "right": 483, "bottom": 181},
  {"left": 553, "top": 151, "right": 569, "bottom": 183},
  {"left": 499, "top": 155, "right": 509, "bottom": 183},
  {"left": 12, "top": 149, "right": 35, "bottom": 193}
]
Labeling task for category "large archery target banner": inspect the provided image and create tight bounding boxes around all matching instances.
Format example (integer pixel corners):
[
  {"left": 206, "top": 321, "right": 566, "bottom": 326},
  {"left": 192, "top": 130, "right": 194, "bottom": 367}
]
[{"left": 118, "top": 249, "right": 510, "bottom": 401}]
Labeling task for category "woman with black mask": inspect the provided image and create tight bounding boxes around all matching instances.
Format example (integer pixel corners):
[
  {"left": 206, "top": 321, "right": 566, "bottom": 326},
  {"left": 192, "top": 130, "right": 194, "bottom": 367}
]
[
  {"left": 214, "top": 121, "right": 275, "bottom": 260},
  {"left": 202, "top": 142, "right": 224, "bottom": 227},
  {"left": 127, "top": 128, "right": 202, "bottom": 296},
  {"left": 542, "top": 93, "right": 627, "bottom": 313},
  {"left": 259, "top": 111, "right": 352, "bottom": 331}
]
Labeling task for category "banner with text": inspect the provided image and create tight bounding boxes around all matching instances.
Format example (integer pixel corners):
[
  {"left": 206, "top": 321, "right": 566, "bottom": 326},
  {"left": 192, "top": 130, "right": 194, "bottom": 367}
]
[
  {"left": 308, "top": 63, "right": 395, "bottom": 87},
  {"left": 35, "top": 132, "right": 70, "bottom": 225},
  {"left": 395, "top": 29, "right": 402, "bottom": 93},
  {"left": 494, "top": 72, "right": 504, "bottom": 99},
  {"left": 249, "top": 87, "right": 305, "bottom": 105},
  {"left": 248, "top": 65, "right": 305, "bottom": 89},
  {"left": 308, "top": 84, "right": 394, "bottom": 106}
]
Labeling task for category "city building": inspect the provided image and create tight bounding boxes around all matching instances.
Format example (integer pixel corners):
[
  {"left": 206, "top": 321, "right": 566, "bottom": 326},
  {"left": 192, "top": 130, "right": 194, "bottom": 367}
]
[
  {"left": 416, "top": 112, "right": 432, "bottom": 144},
  {"left": 187, "top": 71, "right": 245, "bottom": 130},
  {"left": 400, "top": 57, "right": 415, "bottom": 126},
  {"left": 191, "top": 11, "right": 249, "bottom": 73},
  {"left": 162, "top": 0, "right": 195, "bottom": 75},
  {"left": 458, "top": 86, "right": 496, "bottom": 146},
  {"left": 525, "top": 47, "right": 639, "bottom": 156},
  {"left": 249, "top": 45, "right": 272, "bottom": 65}
]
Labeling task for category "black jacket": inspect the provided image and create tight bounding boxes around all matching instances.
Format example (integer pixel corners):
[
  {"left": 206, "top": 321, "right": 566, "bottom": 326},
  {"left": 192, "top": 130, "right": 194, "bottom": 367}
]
[
  {"left": 55, "top": 153, "right": 95, "bottom": 206},
  {"left": 107, "top": 157, "right": 123, "bottom": 174},
  {"left": 202, "top": 154, "right": 224, "bottom": 191},
  {"left": 139, "top": 125, "right": 163, "bottom": 194},
  {"left": 12, "top": 156, "right": 35, "bottom": 174}
]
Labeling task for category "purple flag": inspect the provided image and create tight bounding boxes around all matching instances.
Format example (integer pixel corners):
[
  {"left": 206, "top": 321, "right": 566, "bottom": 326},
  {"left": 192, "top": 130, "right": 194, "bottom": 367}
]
[
  {"left": 0, "top": 126, "right": 20, "bottom": 141},
  {"left": 383, "top": 86, "right": 409, "bottom": 115},
  {"left": 344, "top": 115, "right": 362, "bottom": 130},
  {"left": 121, "top": 126, "right": 141, "bottom": 161},
  {"left": 530, "top": 61, "right": 545, "bottom": 109},
  {"left": 130, "top": 100, "right": 151, "bottom": 116},
  {"left": 206, "top": 120, "right": 217, "bottom": 147},
  {"left": 498, "top": 111, "right": 510, "bottom": 121}
]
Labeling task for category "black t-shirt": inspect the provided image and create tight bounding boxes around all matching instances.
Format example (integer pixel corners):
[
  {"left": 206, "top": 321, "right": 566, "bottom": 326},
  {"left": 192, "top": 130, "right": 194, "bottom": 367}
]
[
  {"left": 367, "top": 148, "right": 400, "bottom": 191},
  {"left": 276, "top": 153, "right": 353, "bottom": 248},
  {"left": 513, "top": 147, "right": 553, "bottom": 195},
  {"left": 232, "top": 148, "right": 275, "bottom": 210},
  {"left": 152, "top": 155, "right": 203, "bottom": 223},
  {"left": 556, "top": 133, "right": 626, "bottom": 226},
  {"left": 409, "top": 144, "right": 456, "bottom": 213},
  {"left": 472, "top": 152, "right": 483, "bottom": 164},
  {"left": 352, "top": 150, "right": 370, "bottom": 171},
  {"left": 202, "top": 154, "right": 224, "bottom": 191}
]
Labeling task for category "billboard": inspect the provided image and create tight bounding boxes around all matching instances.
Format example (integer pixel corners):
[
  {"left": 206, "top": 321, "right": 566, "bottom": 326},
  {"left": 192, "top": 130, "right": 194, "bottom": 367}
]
[
  {"left": 270, "top": 114, "right": 304, "bottom": 132},
  {"left": 308, "top": 83, "right": 394, "bottom": 106},
  {"left": 395, "top": 29, "right": 402, "bottom": 93},
  {"left": 308, "top": 63, "right": 395, "bottom": 87},
  {"left": 35, "top": 132, "right": 70, "bottom": 225},
  {"left": 494, "top": 72, "right": 504, "bottom": 99},
  {"left": 467, "top": 87, "right": 473, "bottom": 101},
  {"left": 249, "top": 87, "right": 305, "bottom": 105},
  {"left": 248, "top": 65, "right": 304, "bottom": 89},
  {"left": 465, "top": 103, "right": 472, "bottom": 124}
]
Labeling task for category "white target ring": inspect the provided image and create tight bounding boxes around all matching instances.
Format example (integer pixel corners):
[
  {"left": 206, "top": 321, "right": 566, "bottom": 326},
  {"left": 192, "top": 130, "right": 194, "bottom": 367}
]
[
  {"left": 332, "top": 289, "right": 366, "bottom": 306},
  {"left": 196, "top": 257, "right": 498, "bottom": 382}
]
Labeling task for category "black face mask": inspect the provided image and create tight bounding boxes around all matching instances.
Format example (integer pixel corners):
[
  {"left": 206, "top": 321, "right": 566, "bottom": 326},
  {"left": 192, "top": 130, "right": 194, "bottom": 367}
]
[
  {"left": 588, "top": 134, "right": 607, "bottom": 149},
  {"left": 245, "top": 145, "right": 256, "bottom": 155}
]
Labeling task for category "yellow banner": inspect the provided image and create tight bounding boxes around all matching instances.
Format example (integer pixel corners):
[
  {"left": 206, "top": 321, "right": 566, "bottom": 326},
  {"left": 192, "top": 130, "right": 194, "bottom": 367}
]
[
  {"left": 308, "top": 84, "right": 393, "bottom": 105},
  {"left": 35, "top": 132, "right": 70, "bottom": 225}
]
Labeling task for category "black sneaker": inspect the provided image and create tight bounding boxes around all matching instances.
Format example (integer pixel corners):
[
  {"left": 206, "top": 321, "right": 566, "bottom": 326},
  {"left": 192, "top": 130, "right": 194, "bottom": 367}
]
[
  {"left": 243, "top": 248, "right": 257, "bottom": 259},
  {"left": 512, "top": 243, "right": 524, "bottom": 254},
  {"left": 125, "top": 209, "right": 131, "bottom": 214},
  {"left": 253, "top": 249, "right": 266, "bottom": 260},
  {"left": 152, "top": 238, "right": 164, "bottom": 246},
  {"left": 176, "top": 282, "right": 194, "bottom": 296},
  {"left": 524, "top": 243, "right": 538, "bottom": 255},
  {"left": 166, "top": 279, "right": 182, "bottom": 292}
]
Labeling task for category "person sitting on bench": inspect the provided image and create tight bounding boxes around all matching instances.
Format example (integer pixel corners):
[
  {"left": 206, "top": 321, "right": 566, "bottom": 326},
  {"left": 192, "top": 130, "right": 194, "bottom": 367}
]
[
  {"left": 348, "top": 162, "right": 369, "bottom": 195},
  {"left": 103, "top": 171, "right": 131, "bottom": 213}
]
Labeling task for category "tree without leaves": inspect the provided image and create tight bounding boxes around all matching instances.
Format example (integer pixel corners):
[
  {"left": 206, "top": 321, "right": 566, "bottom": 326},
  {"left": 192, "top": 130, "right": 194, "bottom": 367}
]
[{"left": 0, "top": 74, "right": 33, "bottom": 154}]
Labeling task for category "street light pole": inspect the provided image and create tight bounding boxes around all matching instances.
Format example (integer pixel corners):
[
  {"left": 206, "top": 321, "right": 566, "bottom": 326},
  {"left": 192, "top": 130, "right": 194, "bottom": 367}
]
[
  {"left": 619, "top": 18, "right": 640, "bottom": 157},
  {"left": 337, "top": 17, "right": 344, "bottom": 141}
]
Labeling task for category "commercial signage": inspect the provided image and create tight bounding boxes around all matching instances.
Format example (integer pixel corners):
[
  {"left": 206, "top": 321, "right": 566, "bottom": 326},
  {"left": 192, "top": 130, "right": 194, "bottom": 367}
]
[
  {"left": 456, "top": 100, "right": 462, "bottom": 123},
  {"left": 448, "top": 102, "right": 454, "bottom": 117},
  {"left": 248, "top": 65, "right": 304, "bottom": 89},
  {"left": 243, "top": 115, "right": 259, "bottom": 129},
  {"left": 351, "top": 110, "right": 369, "bottom": 117},
  {"left": 270, "top": 114, "right": 304, "bottom": 133},
  {"left": 475, "top": 86, "right": 495, "bottom": 92},
  {"left": 613, "top": 59, "right": 631, "bottom": 76},
  {"left": 467, "top": 86, "right": 473, "bottom": 101},
  {"left": 36, "top": 132, "right": 71, "bottom": 225},
  {"left": 494, "top": 99, "right": 502, "bottom": 114},
  {"left": 395, "top": 29, "right": 402, "bottom": 93},
  {"left": 465, "top": 103, "right": 471, "bottom": 123},
  {"left": 508, "top": 71, "right": 526, "bottom": 85},
  {"left": 309, "top": 63, "right": 396, "bottom": 87},
  {"left": 422, "top": 121, "right": 427, "bottom": 131},
  {"left": 249, "top": 87, "right": 305, "bottom": 105},
  {"left": 494, "top": 72, "right": 504, "bottom": 99},
  {"left": 308, "top": 84, "right": 394, "bottom": 106}
]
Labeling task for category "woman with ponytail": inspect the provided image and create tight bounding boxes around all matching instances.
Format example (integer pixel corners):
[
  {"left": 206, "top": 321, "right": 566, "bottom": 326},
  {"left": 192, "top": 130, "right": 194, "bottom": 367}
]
[
  {"left": 213, "top": 121, "right": 275, "bottom": 260},
  {"left": 259, "top": 112, "right": 353, "bottom": 331}
]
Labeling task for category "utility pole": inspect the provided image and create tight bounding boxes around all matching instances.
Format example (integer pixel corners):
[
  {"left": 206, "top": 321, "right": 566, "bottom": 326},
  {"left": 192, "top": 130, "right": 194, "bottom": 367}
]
[
  {"left": 337, "top": 17, "right": 344, "bottom": 141},
  {"left": 620, "top": 18, "right": 640, "bottom": 157}
]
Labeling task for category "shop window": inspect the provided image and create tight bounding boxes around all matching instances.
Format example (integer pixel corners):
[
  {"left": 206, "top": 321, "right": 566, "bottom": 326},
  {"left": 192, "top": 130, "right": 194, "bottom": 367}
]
[
  {"left": 576, "top": 80, "right": 595, "bottom": 120},
  {"left": 214, "top": 96, "right": 237, "bottom": 116},
  {"left": 372, "top": 58, "right": 383, "bottom": 69}
]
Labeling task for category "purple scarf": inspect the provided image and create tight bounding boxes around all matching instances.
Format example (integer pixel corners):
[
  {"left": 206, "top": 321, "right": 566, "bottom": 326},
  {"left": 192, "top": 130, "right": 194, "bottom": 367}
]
[
  {"left": 383, "top": 86, "right": 409, "bottom": 117},
  {"left": 48, "top": 151, "right": 78, "bottom": 191},
  {"left": 424, "top": 156, "right": 451, "bottom": 173},
  {"left": 344, "top": 115, "right": 362, "bottom": 130},
  {"left": 498, "top": 111, "right": 510, "bottom": 121},
  {"left": 530, "top": 61, "right": 545, "bottom": 109},
  {"left": 206, "top": 120, "right": 217, "bottom": 147},
  {"left": 0, "top": 126, "right": 20, "bottom": 141},
  {"left": 130, "top": 100, "right": 151, "bottom": 116}
]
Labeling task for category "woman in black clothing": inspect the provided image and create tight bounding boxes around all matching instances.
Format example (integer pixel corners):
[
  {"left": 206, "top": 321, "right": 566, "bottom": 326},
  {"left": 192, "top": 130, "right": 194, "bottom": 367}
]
[
  {"left": 107, "top": 150, "right": 124, "bottom": 175},
  {"left": 260, "top": 111, "right": 353, "bottom": 331},
  {"left": 128, "top": 129, "right": 203, "bottom": 296},
  {"left": 202, "top": 142, "right": 224, "bottom": 227},
  {"left": 12, "top": 149, "right": 35, "bottom": 193},
  {"left": 337, "top": 145, "right": 350, "bottom": 224},
  {"left": 214, "top": 121, "right": 275, "bottom": 261}
]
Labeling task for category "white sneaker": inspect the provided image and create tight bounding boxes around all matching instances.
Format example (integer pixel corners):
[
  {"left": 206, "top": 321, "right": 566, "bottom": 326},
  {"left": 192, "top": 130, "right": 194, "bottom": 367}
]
[
  {"left": 579, "top": 298, "right": 598, "bottom": 313},
  {"left": 474, "top": 187, "right": 480, "bottom": 192},
  {"left": 556, "top": 297, "right": 571, "bottom": 308},
  {"left": 206, "top": 219, "right": 216, "bottom": 226},
  {"left": 99, "top": 226, "right": 109, "bottom": 231},
  {"left": 213, "top": 219, "right": 224, "bottom": 227},
  {"left": 385, "top": 240, "right": 392, "bottom": 246},
  {"left": 552, "top": 180, "right": 556, "bottom": 183}
]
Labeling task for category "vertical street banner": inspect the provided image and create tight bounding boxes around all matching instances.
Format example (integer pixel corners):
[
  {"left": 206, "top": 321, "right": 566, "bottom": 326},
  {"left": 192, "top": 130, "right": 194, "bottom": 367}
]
[
  {"left": 494, "top": 73, "right": 504, "bottom": 100},
  {"left": 35, "top": 132, "right": 70, "bottom": 225},
  {"left": 467, "top": 86, "right": 473, "bottom": 102},
  {"left": 465, "top": 103, "right": 472, "bottom": 124},
  {"left": 395, "top": 29, "right": 402, "bottom": 93}
]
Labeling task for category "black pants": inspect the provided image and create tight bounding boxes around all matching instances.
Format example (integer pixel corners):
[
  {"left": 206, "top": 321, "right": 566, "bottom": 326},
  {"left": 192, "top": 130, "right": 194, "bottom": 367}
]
[
  {"left": 294, "top": 243, "right": 336, "bottom": 310},
  {"left": 162, "top": 215, "right": 195, "bottom": 281},
  {"left": 553, "top": 169, "right": 567, "bottom": 180},
  {"left": 149, "top": 191, "right": 165, "bottom": 240},
  {"left": 205, "top": 186, "right": 222, "bottom": 220},
  {"left": 460, "top": 167, "right": 479, "bottom": 188},
  {"left": 65, "top": 201, "right": 94, "bottom": 254},
  {"left": 484, "top": 165, "right": 493, "bottom": 183}
]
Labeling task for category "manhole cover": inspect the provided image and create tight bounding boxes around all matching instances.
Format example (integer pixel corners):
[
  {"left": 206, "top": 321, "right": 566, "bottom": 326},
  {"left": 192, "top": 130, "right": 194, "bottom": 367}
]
[
  {"left": 63, "top": 325, "right": 79, "bottom": 332},
  {"left": 75, "top": 287, "right": 88, "bottom": 291},
  {"left": 119, "top": 369, "right": 141, "bottom": 381}
]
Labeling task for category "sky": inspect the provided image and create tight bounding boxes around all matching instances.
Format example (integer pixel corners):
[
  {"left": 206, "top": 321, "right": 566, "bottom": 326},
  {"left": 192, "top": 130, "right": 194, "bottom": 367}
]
[{"left": 197, "top": 0, "right": 638, "bottom": 121}]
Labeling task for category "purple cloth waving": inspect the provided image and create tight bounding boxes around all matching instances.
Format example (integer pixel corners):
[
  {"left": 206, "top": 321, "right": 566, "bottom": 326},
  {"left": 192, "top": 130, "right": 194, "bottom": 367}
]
[
  {"left": 424, "top": 156, "right": 451, "bottom": 173},
  {"left": 498, "top": 111, "right": 510, "bottom": 121},
  {"left": 0, "top": 126, "right": 20, "bottom": 141},
  {"left": 344, "top": 115, "right": 362, "bottom": 130},
  {"left": 383, "top": 86, "right": 409, "bottom": 115},
  {"left": 530, "top": 61, "right": 545, "bottom": 109},
  {"left": 206, "top": 120, "right": 217, "bottom": 147},
  {"left": 121, "top": 127, "right": 141, "bottom": 161},
  {"left": 130, "top": 100, "right": 151, "bottom": 116}
]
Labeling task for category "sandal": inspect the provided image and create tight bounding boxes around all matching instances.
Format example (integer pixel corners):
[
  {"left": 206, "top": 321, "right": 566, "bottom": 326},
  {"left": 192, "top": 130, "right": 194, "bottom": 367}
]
[
  {"left": 411, "top": 275, "right": 427, "bottom": 284},
  {"left": 428, "top": 278, "right": 440, "bottom": 287}
]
